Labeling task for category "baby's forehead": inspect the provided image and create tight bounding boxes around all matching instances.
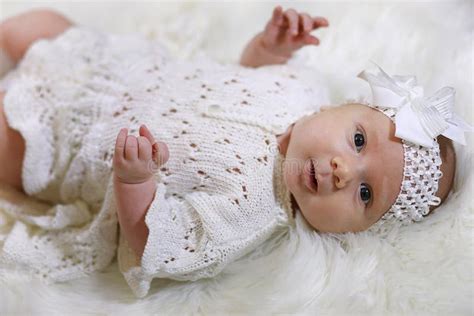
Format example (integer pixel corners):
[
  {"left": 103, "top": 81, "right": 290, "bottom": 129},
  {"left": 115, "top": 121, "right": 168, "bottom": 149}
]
[
  {"left": 339, "top": 102, "right": 376, "bottom": 113},
  {"left": 339, "top": 102, "right": 392, "bottom": 123}
]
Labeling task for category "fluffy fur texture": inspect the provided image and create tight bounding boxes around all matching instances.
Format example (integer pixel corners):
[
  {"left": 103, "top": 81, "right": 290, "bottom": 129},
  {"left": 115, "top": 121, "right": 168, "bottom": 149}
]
[{"left": 1, "top": 1, "right": 472, "bottom": 314}]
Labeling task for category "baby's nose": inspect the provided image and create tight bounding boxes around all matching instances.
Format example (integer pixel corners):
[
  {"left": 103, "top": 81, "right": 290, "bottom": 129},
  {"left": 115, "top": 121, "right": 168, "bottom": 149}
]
[{"left": 331, "top": 156, "right": 354, "bottom": 189}]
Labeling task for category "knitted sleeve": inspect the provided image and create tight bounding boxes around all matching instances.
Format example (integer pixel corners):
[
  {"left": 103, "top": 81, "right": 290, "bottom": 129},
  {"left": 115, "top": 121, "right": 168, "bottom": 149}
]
[{"left": 118, "top": 182, "right": 283, "bottom": 298}]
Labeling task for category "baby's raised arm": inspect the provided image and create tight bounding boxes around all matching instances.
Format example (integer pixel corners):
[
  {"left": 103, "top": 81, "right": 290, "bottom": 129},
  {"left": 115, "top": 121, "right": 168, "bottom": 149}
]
[
  {"left": 239, "top": 6, "right": 329, "bottom": 68},
  {"left": 113, "top": 125, "right": 169, "bottom": 259}
]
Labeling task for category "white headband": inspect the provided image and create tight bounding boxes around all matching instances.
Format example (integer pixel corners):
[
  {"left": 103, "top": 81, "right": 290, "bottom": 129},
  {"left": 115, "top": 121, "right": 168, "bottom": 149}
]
[{"left": 356, "top": 62, "right": 473, "bottom": 228}]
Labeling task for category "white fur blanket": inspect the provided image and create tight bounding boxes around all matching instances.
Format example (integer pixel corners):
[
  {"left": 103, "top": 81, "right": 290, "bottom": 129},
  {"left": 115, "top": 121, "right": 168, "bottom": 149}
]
[{"left": 1, "top": 1, "right": 472, "bottom": 315}]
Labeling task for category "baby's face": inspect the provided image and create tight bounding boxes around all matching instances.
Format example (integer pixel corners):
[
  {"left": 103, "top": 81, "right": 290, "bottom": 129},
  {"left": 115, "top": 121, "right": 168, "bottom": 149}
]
[{"left": 279, "top": 103, "right": 404, "bottom": 233}]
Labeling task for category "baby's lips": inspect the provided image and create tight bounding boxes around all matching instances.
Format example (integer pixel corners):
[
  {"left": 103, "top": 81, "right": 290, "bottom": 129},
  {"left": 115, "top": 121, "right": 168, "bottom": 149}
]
[{"left": 152, "top": 141, "right": 170, "bottom": 166}]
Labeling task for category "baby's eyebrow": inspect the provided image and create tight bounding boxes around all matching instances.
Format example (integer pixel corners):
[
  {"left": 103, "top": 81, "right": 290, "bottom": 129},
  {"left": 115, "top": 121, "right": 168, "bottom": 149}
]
[
  {"left": 374, "top": 175, "right": 390, "bottom": 211},
  {"left": 368, "top": 122, "right": 379, "bottom": 151}
]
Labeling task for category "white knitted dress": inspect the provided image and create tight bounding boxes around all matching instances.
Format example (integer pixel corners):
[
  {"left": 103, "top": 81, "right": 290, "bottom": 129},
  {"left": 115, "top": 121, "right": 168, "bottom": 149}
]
[{"left": 0, "top": 27, "right": 330, "bottom": 298}]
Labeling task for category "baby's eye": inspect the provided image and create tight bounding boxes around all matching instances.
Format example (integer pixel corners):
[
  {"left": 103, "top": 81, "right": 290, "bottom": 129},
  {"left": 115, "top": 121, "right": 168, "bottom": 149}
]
[
  {"left": 359, "top": 183, "right": 371, "bottom": 205},
  {"left": 354, "top": 131, "right": 365, "bottom": 152}
]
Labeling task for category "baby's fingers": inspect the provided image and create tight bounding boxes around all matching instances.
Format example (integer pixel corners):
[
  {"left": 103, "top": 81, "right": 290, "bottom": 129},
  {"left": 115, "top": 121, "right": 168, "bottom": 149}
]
[
  {"left": 154, "top": 141, "right": 170, "bottom": 166},
  {"left": 312, "top": 16, "right": 329, "bottom": 29},
  {"left": 302, "top": 33, "right": 320, "bottom": 46},
  {"left": 300, "top": 13, "right": 313, "bottom": 33},
  {"left": 114, "top": 128, "right": 128, "bottom": 163},
  {"left": 284, "top": 8, "right": 299, "bottom": 35},
  {"left": 125, "top": 135, "right": 138, "bottom": 161},
  {"left": 263, "top": 6, "right": 284, "bottom": 46},
  {"left": 137, "top": 136, "right": 153, "bottom": 161},
  {"left": 271, "top": 5, "right": 284, "bottom": 26},
  {"left": 139, "top": 124, "right": 161, "bottom": 162},
  {"left": 139, "top": 124, "right": 156, "bottom": 145}
]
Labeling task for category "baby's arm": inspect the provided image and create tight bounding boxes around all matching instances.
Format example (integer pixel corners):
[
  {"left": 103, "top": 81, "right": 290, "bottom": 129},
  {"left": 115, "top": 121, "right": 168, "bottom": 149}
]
[
  {"left": 114, "top": 178, "right": 156, "bottom": 260},
  {"left": 113, "top": 125, "right": 169, "bottom": 259},
  {"left": 239, "top": 6, "right": 329, "bottom": 68}
]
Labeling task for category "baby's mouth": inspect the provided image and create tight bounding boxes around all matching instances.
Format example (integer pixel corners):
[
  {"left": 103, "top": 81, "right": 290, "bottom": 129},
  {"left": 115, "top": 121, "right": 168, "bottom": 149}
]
[
  {"left": 305, "top": 159, "right": 318, "bottom": 193},
  {"left": 310, "top": 160, "right": 318, "bottom": 191}
]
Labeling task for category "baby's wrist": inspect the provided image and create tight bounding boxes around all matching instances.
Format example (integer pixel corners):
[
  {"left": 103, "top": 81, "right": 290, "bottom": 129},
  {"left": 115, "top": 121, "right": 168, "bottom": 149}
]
[
  {"left": 240, "top": 32, "right": 288, "bottom": 68},
  {"left": 113, "top": 174, "right": 154, "bottom": 187},
  {"left": 257, "top": 33, "right": 291, "bottom": 60},
  {"left": 113, "top": 162, "right": 156, "bottom": 185}
]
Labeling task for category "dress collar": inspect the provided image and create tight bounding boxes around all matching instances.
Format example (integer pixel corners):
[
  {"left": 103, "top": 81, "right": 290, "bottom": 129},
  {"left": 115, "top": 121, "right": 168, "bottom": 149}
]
[{"left": 273, "top": 150, "right": 297, "bottom": 228}]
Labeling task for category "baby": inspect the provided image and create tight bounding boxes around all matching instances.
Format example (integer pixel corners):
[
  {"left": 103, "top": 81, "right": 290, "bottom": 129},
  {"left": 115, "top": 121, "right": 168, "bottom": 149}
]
[{"left": 0, "top": 7, "right": 470, "bottom": 298}]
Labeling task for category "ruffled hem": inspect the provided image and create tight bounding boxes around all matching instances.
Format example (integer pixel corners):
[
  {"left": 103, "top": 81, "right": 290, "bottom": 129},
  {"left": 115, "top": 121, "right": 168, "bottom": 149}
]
[
  {"left": 117, "top": 234, "right": 153, "bottom": 298},
  {"left": 3, "top": 82, "right": 56, "bottom": 196},
  {"left": 1, "top": 26, "right": 106, "bottom": 197},
  {"left": 117, "top": 182, "right": 168, "bottom": 298}
]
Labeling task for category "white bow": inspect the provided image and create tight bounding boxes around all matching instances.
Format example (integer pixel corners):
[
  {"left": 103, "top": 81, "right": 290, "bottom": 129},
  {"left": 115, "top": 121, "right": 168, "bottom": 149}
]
[{"left": 357, "top": 62, "right": 473, "bottom": 147}]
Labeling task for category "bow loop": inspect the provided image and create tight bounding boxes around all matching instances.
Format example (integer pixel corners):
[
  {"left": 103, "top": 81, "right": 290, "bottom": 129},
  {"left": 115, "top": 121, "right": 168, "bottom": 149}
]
[
  {"left": 357, "top": 62, "right": 473, "bottom": 147},
  {"left": 392, "top": 75, "right": 418, "bottom": 88},
  {"left": 425, "top": 86, "right": 455, "bottom": 119}
]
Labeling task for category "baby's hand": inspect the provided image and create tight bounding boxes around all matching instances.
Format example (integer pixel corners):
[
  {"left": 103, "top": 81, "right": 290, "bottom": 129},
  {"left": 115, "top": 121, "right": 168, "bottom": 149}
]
[
  {"left": 261, "top": 6, "right": 329, "bottom": 59},
  {"left": 113, "top": 124, "right": 169, "bottom": 184}
]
